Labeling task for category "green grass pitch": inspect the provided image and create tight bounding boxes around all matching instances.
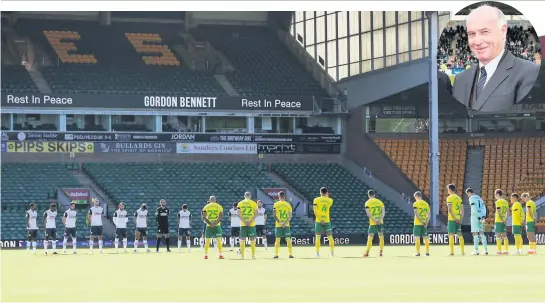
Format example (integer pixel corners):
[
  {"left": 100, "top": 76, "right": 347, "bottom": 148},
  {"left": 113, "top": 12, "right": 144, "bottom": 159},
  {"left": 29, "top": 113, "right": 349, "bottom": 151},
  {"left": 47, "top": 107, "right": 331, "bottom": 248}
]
[{"left": 2, "top": 245, "right": 544, "bottom": 302}]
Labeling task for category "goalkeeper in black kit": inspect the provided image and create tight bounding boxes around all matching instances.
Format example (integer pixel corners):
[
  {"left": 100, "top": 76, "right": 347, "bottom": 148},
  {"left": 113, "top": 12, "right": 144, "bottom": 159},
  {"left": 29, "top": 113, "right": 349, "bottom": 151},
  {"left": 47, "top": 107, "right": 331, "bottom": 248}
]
[{"left": 155, "top": 199, "right": 171, "bottom": 252}]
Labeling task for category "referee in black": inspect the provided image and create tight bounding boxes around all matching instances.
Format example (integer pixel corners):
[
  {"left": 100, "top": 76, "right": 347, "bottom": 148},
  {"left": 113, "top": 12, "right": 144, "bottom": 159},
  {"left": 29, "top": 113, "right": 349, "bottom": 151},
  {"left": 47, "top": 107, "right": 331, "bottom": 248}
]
[{"left": 155, "top": 199, "right": 171, "bottom": 252}]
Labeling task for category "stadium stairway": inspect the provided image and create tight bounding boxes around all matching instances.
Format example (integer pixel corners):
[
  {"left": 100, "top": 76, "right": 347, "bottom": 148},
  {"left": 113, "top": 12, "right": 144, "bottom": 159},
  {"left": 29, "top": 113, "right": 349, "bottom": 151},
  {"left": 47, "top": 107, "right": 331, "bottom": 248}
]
[
  {"left": 462, "top": 147, "right": 485, "bottom": 226},
  {"left": 71, "top": 171, "right": 117, "bottom": 236}
]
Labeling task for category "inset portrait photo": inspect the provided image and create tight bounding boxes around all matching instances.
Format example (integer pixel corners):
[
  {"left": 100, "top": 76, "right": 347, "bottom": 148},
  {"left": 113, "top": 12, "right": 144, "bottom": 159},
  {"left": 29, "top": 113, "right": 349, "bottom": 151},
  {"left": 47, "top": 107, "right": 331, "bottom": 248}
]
[{"left": 438, "top": 1, "right": 541, "bottom": 112}]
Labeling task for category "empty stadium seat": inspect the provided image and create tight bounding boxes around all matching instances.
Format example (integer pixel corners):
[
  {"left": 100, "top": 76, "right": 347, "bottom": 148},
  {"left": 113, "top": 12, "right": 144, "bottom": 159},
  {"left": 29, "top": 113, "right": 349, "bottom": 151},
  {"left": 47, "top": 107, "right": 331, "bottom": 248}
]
[
  {"left": 1, "top": 65, "right": 39, "bottom": 93},
  {"left": 271, "top": 163, "right": 413, "bottom": 234}
]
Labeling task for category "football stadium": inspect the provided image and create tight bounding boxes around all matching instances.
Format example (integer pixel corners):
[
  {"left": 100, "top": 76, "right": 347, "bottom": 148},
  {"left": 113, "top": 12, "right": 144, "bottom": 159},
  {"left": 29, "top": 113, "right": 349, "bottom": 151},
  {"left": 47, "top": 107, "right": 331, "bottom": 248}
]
[{"left": 1, "top": 9, "right": 545, "bottom": 302}]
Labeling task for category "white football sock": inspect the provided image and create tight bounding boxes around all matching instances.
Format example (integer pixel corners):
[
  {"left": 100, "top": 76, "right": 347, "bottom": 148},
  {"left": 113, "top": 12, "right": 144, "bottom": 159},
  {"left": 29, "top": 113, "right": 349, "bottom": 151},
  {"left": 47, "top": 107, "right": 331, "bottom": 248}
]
[
  {"left": 63, "top": 238, "right": 68, "bottom": 251},
  {"left": 199, "top": 237, "right": 204, "bottom": 248},
  {"left": 72, "top": 237, "right": 77, "bottom": 251},
  {"left": 98, "top": 240, "right": 103, "bottom": 250},
  {"left": 123, "top": 238, "right": 127, "bottom": 249},
  {"left": 44, "top": 240, "right": 48, "bottom": 252},
  {"left": 114, "top": 238, "right": 119, "bottom": 249},
  {"left": 32, "top": 241, "right": 37, "bottom": 251},
  {"left": 230, "top": 238, "right": 234, "bottom": 249},
  {"left": 186, "top": 239, "right": 191, "bottom": 249},
  {"left": 52, "top": 241, "right": 57, "bottom": 252},
  {"left": 143, "top": 240, "right": 148, "bottom": 249},
  {"left": 89, "top": 240, "right": 94, "bottom": 250},
  {"left": 178, "top": 240, "right": 182, "bottom": 249},
  {"left": 26, "top": 241, "right": 31, "bottom": 251},
  {"left": 263, "top": 238, "right": 268, "bottom": 248}
]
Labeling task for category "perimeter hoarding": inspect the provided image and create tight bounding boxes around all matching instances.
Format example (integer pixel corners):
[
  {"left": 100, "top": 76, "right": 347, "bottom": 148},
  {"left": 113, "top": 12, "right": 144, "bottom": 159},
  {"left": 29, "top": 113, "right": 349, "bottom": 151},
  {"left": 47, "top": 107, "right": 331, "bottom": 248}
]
[
  {"left": 96, "top": 142, "right": 176, "bottom": 153},
  {"left": 4, "top": 141, "right": 94, "bottom": 153},
  {"left": 1, "top": 93, "right": 314, "bottom": 111},
  {"left": 3, "top": 232, "right": 544, "bottom": 249},
  {"left": 1, "top": 131, "right": 342, "bottom": 144}
]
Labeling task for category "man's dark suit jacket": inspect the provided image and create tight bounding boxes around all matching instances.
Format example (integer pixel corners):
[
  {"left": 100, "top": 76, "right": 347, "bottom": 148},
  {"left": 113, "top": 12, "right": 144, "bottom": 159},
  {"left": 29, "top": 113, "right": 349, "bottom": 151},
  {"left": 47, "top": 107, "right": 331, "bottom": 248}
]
[{"left": 452, "top": 50, "right": 540, "bottom": 112}]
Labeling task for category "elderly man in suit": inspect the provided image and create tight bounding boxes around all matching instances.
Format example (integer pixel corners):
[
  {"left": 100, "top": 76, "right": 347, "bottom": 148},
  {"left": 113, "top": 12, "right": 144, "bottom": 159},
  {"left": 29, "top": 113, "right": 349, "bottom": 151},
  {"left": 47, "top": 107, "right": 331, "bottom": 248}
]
[{"left": 452, "top": 5, "right": 539, "bottom": 112}]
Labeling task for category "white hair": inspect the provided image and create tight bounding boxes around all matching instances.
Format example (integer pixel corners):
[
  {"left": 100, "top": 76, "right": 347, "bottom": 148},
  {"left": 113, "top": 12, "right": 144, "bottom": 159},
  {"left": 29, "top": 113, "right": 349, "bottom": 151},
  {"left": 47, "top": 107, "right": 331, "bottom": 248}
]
[
  {"left": 209, "top": 196, "right": 216, "bottom": 202},
  {"left": 244, "top": 192, "right": 251, "bottom": 199},
  {"left": 468, "top": 4, "right": 507, "bottom": 41}
]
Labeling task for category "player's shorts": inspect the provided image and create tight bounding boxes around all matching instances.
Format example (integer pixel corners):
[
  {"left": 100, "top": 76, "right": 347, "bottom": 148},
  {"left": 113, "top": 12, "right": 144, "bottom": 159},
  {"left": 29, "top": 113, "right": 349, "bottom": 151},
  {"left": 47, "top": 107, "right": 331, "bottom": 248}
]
[
  {"left": 256, "top": 225, "right": 266, "bottom": 237},
  {"left": 90, "top": 226, "right": 103, "bottom": 236},
  {"left": 447, "top": 221, "right": 462, "bottom": 234},
  {"left": 526, "top": 221, "right": 535, "bottom": 233},
  {"left": 45, "top": 228, "right": 56, "bottom": 240},
  {"left": 178, "top": 228, "right": 190, "bottom": 236},
  {"left": 204, "top": 226, "right": 222, "bottom": 238},
  {"left": 240, "top": 226, "right": 257, "bottom": 238},
  {"left": 27, "top": 229, "right": 38, "bottom": 241},
  {"left": 471, "top": 218, "right": 484, "bottom": 233},
  {"left": 512, "top": 225, "right": 522, "bottom": 235},
  {"left": 413, "top": 225, "right": 428, "bottom": 237},
  {"left": 494, "top": 222, "right": 506, "bottom": 233},
  {"left": 315, "top": 222, "right": 332, "bottom": 234},
  {"left": 157, "top": 224, "right": 169, "bottom": 235},
  {"left": 230, "top": 226, "right": 240, "bottom": 237},
  {"left": 368, "top": 224, "right": 384, "bottom": 235},
  {"left": 135, "top": 227, "right": 148, "bottom": 237},
  {"left": 116, "top": 228, "right": 127, "bottom": 239},
  {"left": 64, "top": 228, "right": 76, "bottom": 238},
  {"left": 275, "top": 227, "right": 291, "bottom": 238}
]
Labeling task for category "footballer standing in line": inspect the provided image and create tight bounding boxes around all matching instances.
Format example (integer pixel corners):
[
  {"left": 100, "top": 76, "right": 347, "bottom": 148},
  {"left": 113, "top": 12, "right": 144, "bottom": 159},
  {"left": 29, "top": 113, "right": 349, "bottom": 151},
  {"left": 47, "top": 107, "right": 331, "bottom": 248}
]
[{"left": 155, "top": 199, "right": 171, "bottom": 252}]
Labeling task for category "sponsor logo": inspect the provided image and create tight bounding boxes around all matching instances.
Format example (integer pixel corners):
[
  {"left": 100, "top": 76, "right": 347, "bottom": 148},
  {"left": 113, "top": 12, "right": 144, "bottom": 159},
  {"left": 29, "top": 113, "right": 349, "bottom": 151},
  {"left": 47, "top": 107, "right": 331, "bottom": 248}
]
[
  {"left": 65, "top": 133, "right": 112, "bottom": 141},
  {"left": 114, "top": 133, "right": 132, "bottom": 141},
  {"left": 262, "top": 188, "right": 286, "bottom": 201},
  {"left": 6, "top": 141, "right": 94, "bottom": 153},
  {"left": 0, "top": 240, "right": 20, "bottom": 248},
  {"left": 98, "top": 142, "right": 175, "bottom": 153},
  {"left": 1, "top": 132, "right": 8, "bottom": 141},
  {"left": 176, "top": 143, "right": 257, "bottom": 154},
  {"left": 63, "top": 188, "right": 90, "bottom": 200},
  {"left": 257, "top": 143, "right": 299, "bottom": 154},
  {"left": 170, "top": 133, "right": 196, "bottom": 141}
]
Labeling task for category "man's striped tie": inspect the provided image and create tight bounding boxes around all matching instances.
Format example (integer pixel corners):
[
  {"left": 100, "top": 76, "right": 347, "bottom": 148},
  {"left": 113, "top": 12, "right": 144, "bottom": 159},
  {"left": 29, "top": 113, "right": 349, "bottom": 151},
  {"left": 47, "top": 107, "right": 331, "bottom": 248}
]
[{"left": 476, "top": 66, "right": 487, "bottom": 98}]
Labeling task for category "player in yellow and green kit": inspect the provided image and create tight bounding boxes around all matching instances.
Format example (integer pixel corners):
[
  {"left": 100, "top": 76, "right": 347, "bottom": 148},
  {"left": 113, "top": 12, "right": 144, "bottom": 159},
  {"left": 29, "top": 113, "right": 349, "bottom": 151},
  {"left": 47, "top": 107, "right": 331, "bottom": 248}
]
[
  {"left": 201, "top": 196, "right": 224, "bottom": 260},
  {"left": 446, "top": 184, "right": 465, "bottom": 256},
  {"left": 494, "top": 189, "right": 509, "bottom": 255},
  {"left": 522, "top": 193, "right": 537, "bottom": 254},
  {"left": 412, "top": 191, "right": 430, "bottom": 256},
  {"left": 364, "top": 190, "right": 385, "bottom": 257},
  {"left": 510, "top": 193, "right": 524, "bottom": 255},
  {"left": 237, "top": 192, "right": 258, "bottom": 259},
  {"left": 313, "top": 187, "right": 334, "bottom": 258},
  {"left": 273, "top": 191, "right": 294, "bottom": 259}
]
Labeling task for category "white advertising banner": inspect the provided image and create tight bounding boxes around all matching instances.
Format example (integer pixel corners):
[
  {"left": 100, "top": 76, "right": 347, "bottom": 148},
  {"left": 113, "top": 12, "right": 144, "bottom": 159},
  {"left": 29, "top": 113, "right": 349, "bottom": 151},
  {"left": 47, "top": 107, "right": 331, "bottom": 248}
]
[{"left": 176, "top": 143, "right": 257, "bottom": 154}]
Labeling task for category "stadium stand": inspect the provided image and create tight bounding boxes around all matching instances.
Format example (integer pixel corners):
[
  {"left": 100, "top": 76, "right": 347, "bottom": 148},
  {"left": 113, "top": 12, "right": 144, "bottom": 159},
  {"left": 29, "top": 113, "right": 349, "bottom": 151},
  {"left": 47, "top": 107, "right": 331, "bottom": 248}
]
[
  {"left": 82, "top": 162, "right": 315, "bottom": 238},
  {"left": 192, "top": 25, "right": 327, "bottom": 97},
  {"left": 375, "top": 137, "right": 545, "bottom": 219},
  {"left": 271, "top": 163, "right": 413, "bottom": 234},
  {"left": 1, "top": 163, "right": 85, "bottom": 240},
  {"left": 374, "top": 139, "right": 467, "bottom": 216},
  {"left": 0, "top": 65, "right": 39, "bottom": 93},
  {"left": 12, "top": 19, "right": 226, "bottom": 95}
]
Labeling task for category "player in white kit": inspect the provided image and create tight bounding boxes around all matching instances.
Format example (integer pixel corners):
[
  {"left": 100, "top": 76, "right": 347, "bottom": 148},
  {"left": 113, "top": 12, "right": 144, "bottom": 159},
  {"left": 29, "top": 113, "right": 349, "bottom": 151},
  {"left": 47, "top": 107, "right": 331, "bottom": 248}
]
[
  {"left": 114, "top": 202, "right": 129, "bottom": 253},
  {"left": 255, "top": 200, "right": 268, "bottom": 250},
  {"left": 177, "top": 204, "right": 192, "bottom": 252},
  {"left": 88, "top": 198, "right": 104, "bottom": 254},
  {"left": 62, "top": 202, "right": 78, "bottom": 254},
  {"left": 26, "top": 203, "right": 39, "bottom": 253},
  {"left": 42, "top": 203, "right": 58, "bottom": 255},
  {"left": 229, "top": 202, "right": 241, "bottom": 252},
  {"left": 134, "top": 203, "right": 150, "bottom": 252}
]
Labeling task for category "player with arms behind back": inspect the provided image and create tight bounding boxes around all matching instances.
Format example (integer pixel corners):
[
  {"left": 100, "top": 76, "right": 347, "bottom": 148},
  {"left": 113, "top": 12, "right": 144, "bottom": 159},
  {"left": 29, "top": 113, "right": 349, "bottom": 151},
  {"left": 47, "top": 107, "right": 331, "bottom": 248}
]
[
  {"left": 26, "top": 203, "right": 39, "bottom": 253},
  {"left": 88, "top": 198, "right": 104, "bottom": 254},
  {"left": 237, "top": 192, "right": 259, "bottom": 259},
  {"left": 522, "top": 193, "right": 537, "bottom": 254},
  {"left": 510, "top": 193, "right": 524, "bottom": 255},
  {"left": 202, "top": 196, "right": 224, "bottom": 259},
  {"left": 494, "top": 189, "right": 509, "bottom": 255},
  {"left": 412, "top": 191, "right": 430, "bottom": 256},
  {"left": 313, "top": 187, "right": 335, "bottom": 258},
  {"left": 446, "top": 184, "right": 465, "bottom": 256},
  {"left": 466, "top": 188, "right": 488, "bottom": 255},
  {"left": 177, "top": 204, "right": 192, "bottom": 252},
  {"left": 229, "top": 202, "right": 241, "bottom": 252},
  {"left": 364, "top": 190, "right": 385, "bottom": 257},
  {"left": 113, "top": 202, "right": 129, "bottom": 253},
  {"left": 255, "top": 200, "right": 268, "bottom": 251},
  {"left": 134, "top": 203, "right": 150, "bottom": 253},
  {"left": 62, "top": 202, "right": 78, "bottom": 254},
  {"left": 43, "top": 203, "right": 58, "bottom": 255},
  {"left": 273, "top": 191, "right": 294, "bottom": 259}
]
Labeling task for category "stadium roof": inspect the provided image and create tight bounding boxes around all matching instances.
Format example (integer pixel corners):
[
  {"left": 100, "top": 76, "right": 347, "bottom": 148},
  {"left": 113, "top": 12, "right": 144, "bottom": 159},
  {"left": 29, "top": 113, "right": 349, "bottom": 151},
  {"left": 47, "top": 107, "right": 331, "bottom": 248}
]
[{"left": 455, "top": 2, "right": 522, "bottom": 15}]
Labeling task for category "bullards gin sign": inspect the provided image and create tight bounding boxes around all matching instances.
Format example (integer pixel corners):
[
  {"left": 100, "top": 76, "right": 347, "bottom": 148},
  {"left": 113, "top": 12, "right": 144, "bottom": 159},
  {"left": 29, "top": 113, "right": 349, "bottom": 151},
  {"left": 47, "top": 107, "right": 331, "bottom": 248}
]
[{"left": 1, "top": 93, "right": 314, "bottom": 111}]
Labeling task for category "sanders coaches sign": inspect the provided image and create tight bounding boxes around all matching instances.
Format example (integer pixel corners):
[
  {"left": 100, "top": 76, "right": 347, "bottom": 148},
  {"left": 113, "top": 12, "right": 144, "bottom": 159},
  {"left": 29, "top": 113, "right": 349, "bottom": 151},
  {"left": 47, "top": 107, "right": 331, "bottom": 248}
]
[{"left": 1, "top": 93, "right": 314, "bottom": 111}]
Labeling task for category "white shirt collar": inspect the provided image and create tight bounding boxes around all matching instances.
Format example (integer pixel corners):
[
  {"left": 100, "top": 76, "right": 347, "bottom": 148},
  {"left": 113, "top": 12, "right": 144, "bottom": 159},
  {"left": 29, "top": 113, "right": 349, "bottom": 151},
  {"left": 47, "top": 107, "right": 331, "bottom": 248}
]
[{"left": 478, "top": 49, "right": 505, "bottom": 83}]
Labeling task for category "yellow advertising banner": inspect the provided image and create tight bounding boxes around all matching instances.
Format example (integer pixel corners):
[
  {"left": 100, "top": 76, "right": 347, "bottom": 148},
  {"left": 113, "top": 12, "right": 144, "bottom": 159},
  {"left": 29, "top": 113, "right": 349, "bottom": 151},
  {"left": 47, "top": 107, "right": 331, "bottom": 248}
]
[{"left": 6, "top": 141, "right": 94, "bottom": 153}]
